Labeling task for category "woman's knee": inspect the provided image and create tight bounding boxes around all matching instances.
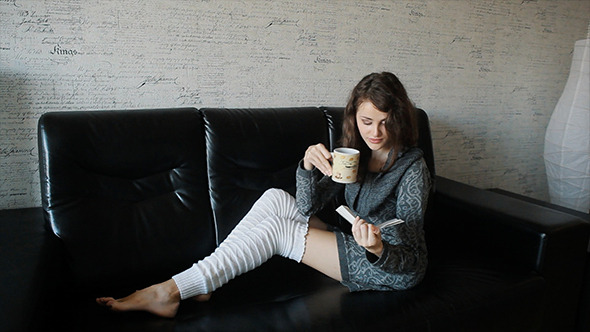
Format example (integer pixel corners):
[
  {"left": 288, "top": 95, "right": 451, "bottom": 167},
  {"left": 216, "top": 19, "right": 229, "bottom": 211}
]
[
  {"left": 262, "top": 188, "right": 289, "bottom": 199},
  {"left": 259, "top": 188, "right": 303, "bottom": 221},
  {"left": 260, "top": 188, "right": 294, "bottom": 207}
]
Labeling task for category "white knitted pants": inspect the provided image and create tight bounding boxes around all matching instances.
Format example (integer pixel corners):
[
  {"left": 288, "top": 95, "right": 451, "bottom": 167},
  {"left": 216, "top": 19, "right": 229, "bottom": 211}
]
[{"left": 172, "top": 188, "right": 309, "bottom": 299}]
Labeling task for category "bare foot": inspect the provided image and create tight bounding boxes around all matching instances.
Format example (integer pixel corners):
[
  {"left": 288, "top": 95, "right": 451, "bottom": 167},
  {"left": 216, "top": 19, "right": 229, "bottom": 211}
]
[{"left": 96, "top": 279, "right": 181, "bottom": 318}]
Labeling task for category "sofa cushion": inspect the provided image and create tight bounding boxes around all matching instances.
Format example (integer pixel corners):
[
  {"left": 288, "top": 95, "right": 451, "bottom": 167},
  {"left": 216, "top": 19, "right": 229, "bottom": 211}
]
[
  {"left": 38, "top": 109, "right": 216, "bottom": 293},
  {"left": 46, "top": 252, "right": 545, "bottom": 332},
  {"left": 202, "top": 108, "right": 330, "bottom": 244}
]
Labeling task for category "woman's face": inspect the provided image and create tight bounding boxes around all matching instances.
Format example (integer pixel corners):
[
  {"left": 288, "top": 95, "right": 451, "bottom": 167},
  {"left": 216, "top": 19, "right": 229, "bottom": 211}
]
[{"left": 355, "top": 100, "right": 391, "bottom": 152}]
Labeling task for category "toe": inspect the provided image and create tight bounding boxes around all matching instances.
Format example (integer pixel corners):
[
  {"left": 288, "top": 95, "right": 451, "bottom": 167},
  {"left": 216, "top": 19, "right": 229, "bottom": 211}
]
[{"left": 96, "top": 297, "right": 114, "bottom": 306}]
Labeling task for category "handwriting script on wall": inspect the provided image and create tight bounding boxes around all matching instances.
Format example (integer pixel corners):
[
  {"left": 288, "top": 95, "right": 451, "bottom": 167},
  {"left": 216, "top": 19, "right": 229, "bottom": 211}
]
[{"left": 0, "top": 0, "right": 583, "bottom": 208}]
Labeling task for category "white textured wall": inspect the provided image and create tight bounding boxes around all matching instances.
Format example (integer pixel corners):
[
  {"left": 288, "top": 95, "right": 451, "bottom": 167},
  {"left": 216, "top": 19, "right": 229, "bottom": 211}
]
[{"left": 1, "top": 0, "right": 589, "bottom": 209}]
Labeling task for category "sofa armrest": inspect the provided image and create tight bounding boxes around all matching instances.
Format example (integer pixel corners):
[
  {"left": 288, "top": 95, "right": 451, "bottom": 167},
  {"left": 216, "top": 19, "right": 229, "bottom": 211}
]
[
  {"left": 0, "top": 208, "right": 68, "bottom": 331},
  {"left": 432, "top": 176, "right": 589, "bottom": 331},
  {"left": 433, "top": 176, "right": 589, "bottom": 271}
]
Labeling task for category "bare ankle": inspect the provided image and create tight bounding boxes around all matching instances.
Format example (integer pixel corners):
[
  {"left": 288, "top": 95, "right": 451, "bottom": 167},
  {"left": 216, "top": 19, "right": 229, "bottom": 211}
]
[{"left": 160, "top": 279, "right": 181, "bottom": 302}]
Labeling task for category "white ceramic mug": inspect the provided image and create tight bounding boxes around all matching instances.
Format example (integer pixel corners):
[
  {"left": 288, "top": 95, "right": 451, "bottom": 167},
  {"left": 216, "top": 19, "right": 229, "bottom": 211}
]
[{"left": 331, "top": 148, "right": 360, "bottom": 183}]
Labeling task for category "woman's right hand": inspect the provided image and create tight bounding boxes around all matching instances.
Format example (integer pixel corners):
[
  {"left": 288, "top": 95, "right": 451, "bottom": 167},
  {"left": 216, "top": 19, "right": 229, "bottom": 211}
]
[
  {"left": 303, "top": 143, "right": 333, "bottom": 176},
  {"left": 351, "top": 217, "right": 383, "bottom": 257}
]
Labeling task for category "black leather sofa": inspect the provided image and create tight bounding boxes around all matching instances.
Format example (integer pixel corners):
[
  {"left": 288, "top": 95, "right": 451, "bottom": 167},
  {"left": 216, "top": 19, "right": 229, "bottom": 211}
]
[{"left": 1, "top": 107, "right": 588, "bottom": 331}]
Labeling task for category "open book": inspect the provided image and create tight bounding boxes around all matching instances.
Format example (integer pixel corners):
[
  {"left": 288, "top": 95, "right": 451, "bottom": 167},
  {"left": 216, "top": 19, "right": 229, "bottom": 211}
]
[{"left": 336, "top": 205, "right": 404, "bottom": 229}]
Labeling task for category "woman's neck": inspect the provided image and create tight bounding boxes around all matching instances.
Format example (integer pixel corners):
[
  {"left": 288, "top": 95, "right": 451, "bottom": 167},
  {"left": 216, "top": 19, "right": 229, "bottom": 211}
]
[{"left": 368, "top": 148, "right": 395, "bottom": 173}]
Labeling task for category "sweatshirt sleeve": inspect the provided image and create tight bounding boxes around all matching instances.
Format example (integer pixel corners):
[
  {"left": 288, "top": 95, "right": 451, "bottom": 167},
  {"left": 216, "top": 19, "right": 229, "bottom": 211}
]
[
  {"left": 371, "top": 158, "right": 430, "bottom": 274},
  {"left": 295, "top": 160, "right": 344, "bottom": 217}
]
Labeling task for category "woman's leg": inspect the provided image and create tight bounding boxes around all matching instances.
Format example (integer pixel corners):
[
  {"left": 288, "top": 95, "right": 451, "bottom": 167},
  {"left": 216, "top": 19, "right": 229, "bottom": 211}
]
[
  {"left": 303, "top": 216, "right": 342, "bottom": 281},
  {"left": 171, "top": 189, "right": 309, "bottom": 299},
  {"left": 97, "top": 189, "right": 340, "bottom": 317}
]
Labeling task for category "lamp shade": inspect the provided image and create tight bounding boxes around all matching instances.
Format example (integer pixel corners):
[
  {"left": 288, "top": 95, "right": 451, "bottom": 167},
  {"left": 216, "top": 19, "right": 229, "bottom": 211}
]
[{"left": 544, "top": 39, "right": 590, "bottom": 213}]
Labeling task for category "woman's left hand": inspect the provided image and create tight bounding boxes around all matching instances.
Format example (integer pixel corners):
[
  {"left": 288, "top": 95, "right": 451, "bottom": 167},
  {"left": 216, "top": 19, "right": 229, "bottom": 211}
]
[{"left": 351, "top": 217, "right": 384, "bottom": 257}]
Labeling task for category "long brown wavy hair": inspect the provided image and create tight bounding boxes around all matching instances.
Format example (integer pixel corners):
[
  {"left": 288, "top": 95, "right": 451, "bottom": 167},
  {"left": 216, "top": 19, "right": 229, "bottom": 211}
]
[{"left": 341, "top": 72, "right": 418, "bottom": 176}]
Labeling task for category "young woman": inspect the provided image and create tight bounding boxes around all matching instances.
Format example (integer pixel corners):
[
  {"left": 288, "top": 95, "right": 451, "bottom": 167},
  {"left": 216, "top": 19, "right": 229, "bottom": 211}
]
[{"left": 96, "top": 72, "right": 431, "bottom": 318}]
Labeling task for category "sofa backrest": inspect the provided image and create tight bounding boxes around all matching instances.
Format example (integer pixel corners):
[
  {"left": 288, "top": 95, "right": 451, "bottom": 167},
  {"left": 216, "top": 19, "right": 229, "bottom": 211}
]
[
  {"left": 37, "top": 106, "right": 435, "bottom": 292},
  {"left": 38, "top": 108, "right": 217, "bottom": 292},
  {"left": 193, "top": 106, "right": 434, "bottom": 244},
  {"left": 202, "top": 108, "right": 331, "bottom": 244}
]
